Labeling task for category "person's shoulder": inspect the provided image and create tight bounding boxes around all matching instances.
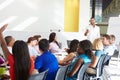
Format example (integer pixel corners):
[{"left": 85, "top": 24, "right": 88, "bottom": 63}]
[{"left": 95, "top": 25, "right": 100, "bottom": 28}]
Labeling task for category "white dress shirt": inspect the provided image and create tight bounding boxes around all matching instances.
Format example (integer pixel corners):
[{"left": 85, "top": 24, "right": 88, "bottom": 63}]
[{"left": 86, "top": 25, "right": 100, "bottom": 43}]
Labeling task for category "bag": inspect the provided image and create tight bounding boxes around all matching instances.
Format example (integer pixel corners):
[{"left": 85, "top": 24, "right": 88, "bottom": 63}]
[{"left": 86, "top": 67, "right": 96, "bottom": 74}]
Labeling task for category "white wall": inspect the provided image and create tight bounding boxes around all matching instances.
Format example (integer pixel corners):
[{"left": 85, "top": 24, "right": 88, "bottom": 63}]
[
  {"left": 0, "top": 0, "right": 90, "bottom": 49},
  {"left": 79, "top": 0, "right": 90, "bottom": 32},
  {"left": 0, "top": 0, "right": 64, "bottom": 32}
]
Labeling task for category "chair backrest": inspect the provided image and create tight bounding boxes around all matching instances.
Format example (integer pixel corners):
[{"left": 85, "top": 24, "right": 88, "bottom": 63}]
[
  {"left": 77, "top": 62, "right": 90, "bottom": 80},
  {"left": 103, "top": 54, "right": 111, "bottom": 65},
  {"left": 112, "top": 49, "right": 119, "bottom": 58},
  {"left": 96, "top": 54, "right": 106, "bottom": 76},
  {"left": 55, "top": 65, "right": 69, "bottom": 80},
  {"left": 28, "top": 69, "right": 48, "bottom": 80}
]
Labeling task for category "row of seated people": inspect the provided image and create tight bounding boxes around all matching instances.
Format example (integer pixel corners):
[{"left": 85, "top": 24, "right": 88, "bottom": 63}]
[{"left": 0, "top": 24, "right": 118, "bottom": 80}]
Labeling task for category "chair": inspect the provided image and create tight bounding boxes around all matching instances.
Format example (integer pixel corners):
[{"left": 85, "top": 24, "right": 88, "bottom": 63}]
[
  {"left": 76, "top": 62, "right": 91, "bottom": 80},
  {"left": 103, "top": 54, "right": 111, "bottom": 65},
  {"left": 55, "top": 65, "right": 69, "bottom": 80},
  {"left": 86, "top": 54, "right": 106, "bottom": 80},
  {"left": 28, "top": 69, "right": 48, "bottom": 80}
]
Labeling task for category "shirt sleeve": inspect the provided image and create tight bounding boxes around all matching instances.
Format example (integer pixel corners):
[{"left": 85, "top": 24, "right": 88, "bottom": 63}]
[
  {"left": 95, "top": 51, "right": 101, "bottom": 58},
  {"left": 34, "top": 56, "right": 42, "bottom": 69}
]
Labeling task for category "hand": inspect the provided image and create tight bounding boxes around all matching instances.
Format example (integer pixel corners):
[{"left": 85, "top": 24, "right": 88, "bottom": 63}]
[
  {"left": 84, "top": 29, "right": 89, "bottom": 36},
  {"left": 0, "top": 24, "right": 8, "bottom": 33}
]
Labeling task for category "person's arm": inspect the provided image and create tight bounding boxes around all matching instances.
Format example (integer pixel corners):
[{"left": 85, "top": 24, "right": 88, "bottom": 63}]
[
  {"left": 84, "top": 29, "right": 89, "bottom": 36},
  {"left": 63, "top": 53, "right": 75, "bottom": 62},
  {"left": 59, "top": 53, "right": 75, "bottom": 65},
  {"left": 89, "top": 51, "right": 101, "bottom": 68},
  {"left": 67, "top": 58, "right": 83, "bottom": 77},
  {"left": 0, "top": 24, "right": 10, "bottom": 60},
  {"left": 89, "top": 56, "right": 99, "bottom": 68}
]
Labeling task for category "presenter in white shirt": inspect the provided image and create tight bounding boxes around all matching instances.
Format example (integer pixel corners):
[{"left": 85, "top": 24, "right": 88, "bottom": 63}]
[{"left": 84, "top": 18, "right": 100, "bottom": 43}]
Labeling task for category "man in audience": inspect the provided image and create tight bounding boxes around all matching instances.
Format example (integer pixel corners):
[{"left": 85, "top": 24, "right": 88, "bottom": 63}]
[
  {"left": 102, "top": 34, "right": 115, "bottom": 56},
  {"left": 109, "top": 34, "right": 119, "bottom": 57},
  {"left": 5, "top": 36, "right": 15, "bottom": 54},
  {"left": 35, "top": 39, "right": 58, "bottom": 80},
  {"left": 109, "top": 34, "right": 117, "bottom": 50},
  {"left": 84, "top": 18, "right": 100, "bottom": 43}
]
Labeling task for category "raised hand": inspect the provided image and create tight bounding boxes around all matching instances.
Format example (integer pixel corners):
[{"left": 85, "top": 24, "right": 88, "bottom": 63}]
[{"left": 0, "top": 24, "right": 8, "bottom": 33}]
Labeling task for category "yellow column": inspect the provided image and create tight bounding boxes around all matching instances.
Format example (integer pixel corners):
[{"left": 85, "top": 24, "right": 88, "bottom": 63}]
[{"left": 64, "top": 0, "right": 79, "bottom": 32}]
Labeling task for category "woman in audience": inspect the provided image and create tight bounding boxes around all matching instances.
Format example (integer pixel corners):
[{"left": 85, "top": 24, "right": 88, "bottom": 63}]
[
  {"left": 59, "top": 39, "right": 79, "bottom": 66},
  {"left": 27, "top": 37, "right": 39, "bottom": 59},
  {"left": 35, "top": 39, "right": 58, "bottom": 80},
  {"left": 90, "top": 38, "right": 104, "bottom": 67},
  {"left": 49, "top": 32, "right": 61, "bottom": 53},
  {"left": 86, "top": 38, "right": 104, "bottom": 74},
  {"left": 0, "top": 24, "right": 34, "bottom": 80},
  {"left": 66, "top": 40, "right": 94, "bottom": 80}
]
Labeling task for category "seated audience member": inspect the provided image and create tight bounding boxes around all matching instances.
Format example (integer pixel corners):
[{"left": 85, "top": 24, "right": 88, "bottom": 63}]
[
  {"left": 35, "top": 39, "right": 58, "bottom": 80},
  {"left": 102, "top": 34, "right": 115, "bottom": 56},
  {"left": 33, "top": 35, "right": 41, "bottom": 42},
  {"left": 33, "top": 35, "right": 42, "bottom": 54},
  {"left": 27, "top": 37, "right": 39, "bottom": 59},
  {"left": 0, "top": 24, "right": 34, "bottom": 80},
  {"left": 49, "top": 32, "right": 61, "bottom": 53},
  {"left": 5, "top": 36, "right": 15, "bottom": 54},
  {"left": 109, "top": 34, "right": 119, "bottom": 57},
  {"left": 66, "top": 40, "right": 94, "bottom": 80},
  {"left": 87, "top": 38, "right": 104, "bottom": 74},
  {"left": 59, "top": 39, "right": 79, "bottom": 66},
  {"left": 109, "top": 34, "right": 117, "bottom": 50}
]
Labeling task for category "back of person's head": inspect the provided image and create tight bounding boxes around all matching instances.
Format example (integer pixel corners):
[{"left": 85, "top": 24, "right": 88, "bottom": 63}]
[
  {"left": 93, "top": 38, "right": 103, "bottom": 50},
  {"left": 12, "top": 40, "right": 31, "bottom": 80},
  {"left": 67, "top": 39, "right": 79, "bottom": 53},
  {"left": 33, "top": 35, "right": 41, "bottom": 41},
  {"left": 5, "top": 36, "right": 15, "bottom": 46},
  {"left": 39, "top": 39, "right": 49, "bottom": 52},
  {"left": 78, "top": 40, "right": 93, "bottom": 59},
  {"left": 49, "top": 32, "right": 56, "bottom": 43},
  {"left": 109, "top": 34, "right": 115, "bottom": 44}
]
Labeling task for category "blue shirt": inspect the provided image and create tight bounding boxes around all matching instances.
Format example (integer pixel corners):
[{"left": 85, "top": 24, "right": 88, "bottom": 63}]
[
  {"left": 35, "top": 51, "right": 58, "bottom": 80},
  {"left": 95, "top": 50, "right": 104, "bottom": 58},
  {"left": 66, "top": 54, "right": 91, "bottom": 80}
]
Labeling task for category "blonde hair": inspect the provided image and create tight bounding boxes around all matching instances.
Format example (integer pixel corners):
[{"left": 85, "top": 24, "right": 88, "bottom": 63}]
[{"left": 93, "top": 38, "right": 103, "bottom": 50}]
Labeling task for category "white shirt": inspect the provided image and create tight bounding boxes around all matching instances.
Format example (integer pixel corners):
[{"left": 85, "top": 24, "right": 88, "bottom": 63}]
[
  {"left": 86, "top": 25, "right": 100, "bottom": 43},
  {"left": 49, "top": 42, "right": 61, "bottom": 53},
  {"left": 28, "top": 45, "right": 39, "bottom": 56},
  {"left": 104, "top": 45, "right": 115, "bottom": 56}
]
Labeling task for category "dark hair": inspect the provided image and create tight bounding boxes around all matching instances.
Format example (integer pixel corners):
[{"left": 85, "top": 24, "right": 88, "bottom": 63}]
[
  {"left": 4, "top": 36, "right": 13, "bottom": 45},
  {"left": 27, "top": 37, "right": 36, "bottom": 43},
  {"left": 110, "top": 34, "right": 115, "bottom": 40},
  {"left": 12, "top": 40, "right": 31, "bottom": 80},
  {"left": 39, "top": 39, "right": 49, "bottom": 52},
  {"left": 34, "top": 35, "right": 41, "bottom": 41},
  {"left": 102, "top": 34, "right": 110, "bottom": 40},
  {"left": 49, "top": 32, "right": 60, "bottom": 48},
  {"left": 67, "top": 39, "right": 79, "bottom": 53},
  {"left": 79, "top": 40, "right": 94, "bottom": 60}
]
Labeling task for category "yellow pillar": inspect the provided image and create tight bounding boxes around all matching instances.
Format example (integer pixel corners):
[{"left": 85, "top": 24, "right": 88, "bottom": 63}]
[{"left": 64, "top": 0, "right": 79, "bottom": 32}]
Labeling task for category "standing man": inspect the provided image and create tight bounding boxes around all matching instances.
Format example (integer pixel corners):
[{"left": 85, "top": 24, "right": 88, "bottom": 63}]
[{"left": 84, "top": 18, "right": 100, "bottom": 43}]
